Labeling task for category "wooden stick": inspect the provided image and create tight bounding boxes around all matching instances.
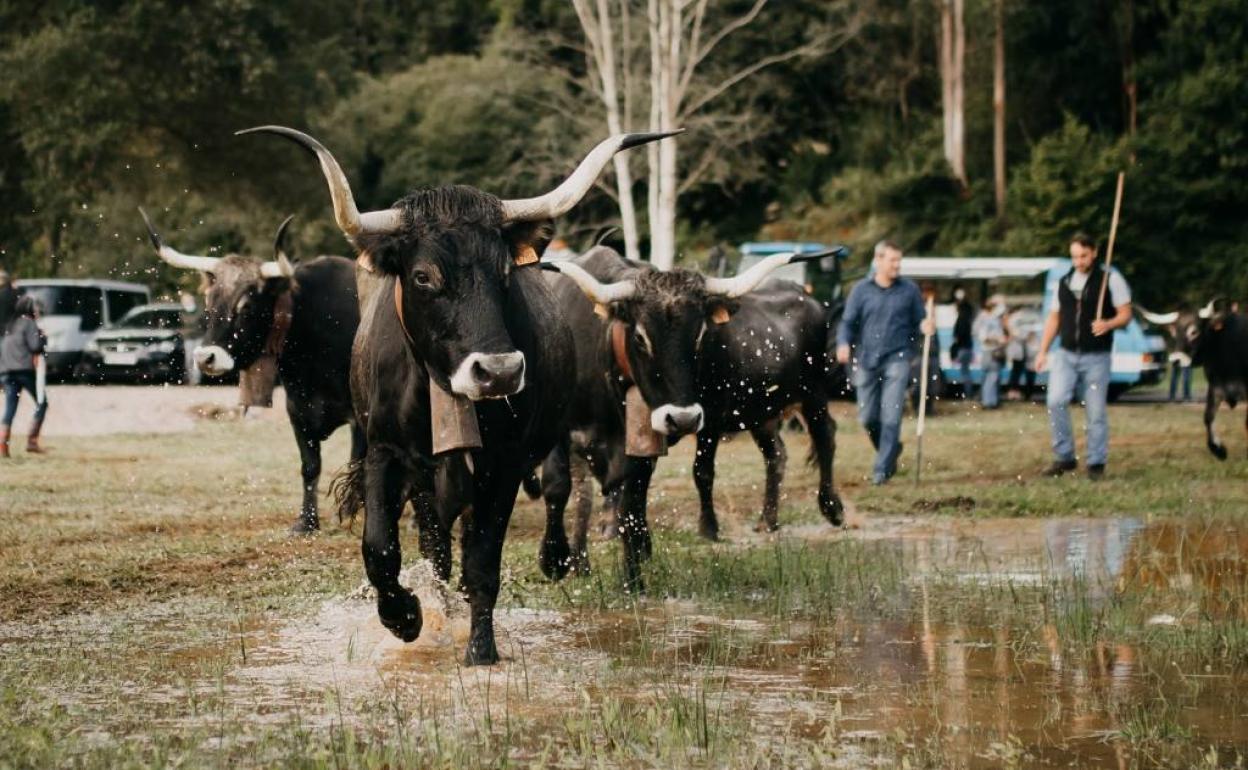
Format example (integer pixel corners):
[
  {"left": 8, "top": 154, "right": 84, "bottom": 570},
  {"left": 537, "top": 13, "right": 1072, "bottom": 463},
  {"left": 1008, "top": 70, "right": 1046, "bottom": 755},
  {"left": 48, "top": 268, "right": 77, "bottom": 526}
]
[
  {"left": 915, "top": 295, "right": 936, "bottom": 486},
  {"left": 1096, "top": 171, "right": 1126, "bottom": 320}
]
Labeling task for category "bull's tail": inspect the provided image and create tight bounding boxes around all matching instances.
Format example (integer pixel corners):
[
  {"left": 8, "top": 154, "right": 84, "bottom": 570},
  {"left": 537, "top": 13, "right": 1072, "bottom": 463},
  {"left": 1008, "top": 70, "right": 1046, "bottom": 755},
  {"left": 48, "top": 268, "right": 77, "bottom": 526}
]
[
  {"left": 330, "top": 459, "right": 366, "bottom": 525},
  {"left": 521, "top": 469, "right": 543, "bottom": 500}
]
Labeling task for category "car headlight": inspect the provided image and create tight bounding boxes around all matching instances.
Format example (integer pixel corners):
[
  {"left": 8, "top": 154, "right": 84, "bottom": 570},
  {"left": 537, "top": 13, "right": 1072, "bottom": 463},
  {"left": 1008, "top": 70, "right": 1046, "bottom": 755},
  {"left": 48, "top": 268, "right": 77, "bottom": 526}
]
[{"left": 155, "top": 339, "right": 178, "bottom": 354}]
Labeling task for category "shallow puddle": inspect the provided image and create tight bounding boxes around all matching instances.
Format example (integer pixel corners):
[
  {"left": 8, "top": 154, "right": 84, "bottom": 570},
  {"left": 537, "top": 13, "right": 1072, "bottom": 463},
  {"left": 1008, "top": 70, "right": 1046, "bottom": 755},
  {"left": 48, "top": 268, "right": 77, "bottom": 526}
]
[{"left": 12, "top": 514, "right": 1248, "bottom": 767}]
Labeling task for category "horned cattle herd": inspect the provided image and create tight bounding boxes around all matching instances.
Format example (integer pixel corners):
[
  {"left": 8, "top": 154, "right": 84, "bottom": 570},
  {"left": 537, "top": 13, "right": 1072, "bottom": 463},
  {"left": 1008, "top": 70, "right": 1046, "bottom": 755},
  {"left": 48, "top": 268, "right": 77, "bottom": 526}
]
[{"left": 139, "top": 127, "right": 1247, "bottom": 668}]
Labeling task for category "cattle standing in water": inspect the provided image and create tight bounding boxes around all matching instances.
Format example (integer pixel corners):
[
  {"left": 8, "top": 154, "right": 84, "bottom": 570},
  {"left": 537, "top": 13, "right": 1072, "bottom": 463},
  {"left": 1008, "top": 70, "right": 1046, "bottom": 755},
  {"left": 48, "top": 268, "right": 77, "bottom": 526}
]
[
  {"left": 140, "top": 210, "right": 364, "bottom": 533},
  {"left": 1187, "top": 299, "right": 1248, "bottom": 459},
  {"left": 241, "top": 125, "right": 674, "bottom": 665},
  {"left": 539, "top": 246, "right": 847, "bottom": 586}
]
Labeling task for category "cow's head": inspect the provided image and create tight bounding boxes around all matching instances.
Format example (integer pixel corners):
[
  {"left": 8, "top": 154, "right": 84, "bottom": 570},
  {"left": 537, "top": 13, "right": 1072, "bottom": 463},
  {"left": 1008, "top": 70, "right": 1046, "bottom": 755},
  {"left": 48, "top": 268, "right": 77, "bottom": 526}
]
[
  {"left": 547, "top": 249, "right": 842, "bottom": 437},
  {"left": 140, "top": 209, "right": 296, "bottom": 376},
  {"left": 238, "top": 126, "right": 677, "bottom": 401},
  {"left": 1189, "top": 298, "right": 1235, "bottom": 365}
]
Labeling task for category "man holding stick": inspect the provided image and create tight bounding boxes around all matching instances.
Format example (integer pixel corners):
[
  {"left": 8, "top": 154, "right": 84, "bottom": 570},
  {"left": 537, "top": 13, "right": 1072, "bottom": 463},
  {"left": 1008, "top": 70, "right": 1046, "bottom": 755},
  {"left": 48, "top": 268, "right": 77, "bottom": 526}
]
[
  {"left": 1035, "top": 232, "right": 1133, "bottom": 480},
  {"left": 837, "top": 240, "right": 934, "bottom": 486}
]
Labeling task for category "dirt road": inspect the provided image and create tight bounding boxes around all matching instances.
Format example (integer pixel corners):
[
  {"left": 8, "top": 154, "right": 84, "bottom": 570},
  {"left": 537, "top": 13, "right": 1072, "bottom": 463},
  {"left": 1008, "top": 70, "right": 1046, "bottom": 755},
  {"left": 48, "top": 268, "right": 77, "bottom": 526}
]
[{"left": 33, "top": 383, "right": 288, "bottom": 437}]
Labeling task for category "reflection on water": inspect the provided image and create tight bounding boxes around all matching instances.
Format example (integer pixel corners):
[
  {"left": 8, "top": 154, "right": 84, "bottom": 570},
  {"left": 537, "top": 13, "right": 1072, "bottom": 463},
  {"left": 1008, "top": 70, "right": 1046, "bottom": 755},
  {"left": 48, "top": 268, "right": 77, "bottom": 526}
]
[{"left": 20, "top": 515, "right": 1247, "bottom": 766}]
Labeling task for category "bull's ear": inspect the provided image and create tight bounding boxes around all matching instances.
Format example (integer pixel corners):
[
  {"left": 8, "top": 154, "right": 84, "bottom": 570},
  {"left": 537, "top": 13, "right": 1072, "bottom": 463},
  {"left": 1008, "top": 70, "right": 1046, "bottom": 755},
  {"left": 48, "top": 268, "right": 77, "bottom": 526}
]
[
  {"left": 261, "top": 275, "right": 292, "bottom": 296},
  {"left": 354, "top": 232, "right": 405, "bottom": 275},
  {"left": 706, "top": 298, "right": 738, "bottom": 325},
  {"left": 503, "top": 219, "right": 555, "bottom": 266}
]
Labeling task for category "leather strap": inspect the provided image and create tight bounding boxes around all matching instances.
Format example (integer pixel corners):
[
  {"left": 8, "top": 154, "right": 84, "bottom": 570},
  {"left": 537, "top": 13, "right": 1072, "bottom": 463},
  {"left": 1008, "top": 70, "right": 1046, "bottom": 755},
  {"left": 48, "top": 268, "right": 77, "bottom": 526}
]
[
  {"left": 394, "top": 279, "right": 416, "bottom": 346},
  {"left": 610, "top": 320, "right": 632, "bottom": 384},
  {"left": 265, "top": 290, "right": 294, "bottom": 356}
]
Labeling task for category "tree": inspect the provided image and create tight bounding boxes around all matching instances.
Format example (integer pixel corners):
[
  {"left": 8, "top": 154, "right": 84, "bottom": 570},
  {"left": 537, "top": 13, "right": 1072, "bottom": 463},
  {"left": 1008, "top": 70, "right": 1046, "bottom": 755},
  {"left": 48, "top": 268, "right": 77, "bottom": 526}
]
[
  {"left": 992, "top": 0, "right": 1006, "bottom": 221},
  {"left": 937, "top": 0, "right": 967, "bottom": 188}
]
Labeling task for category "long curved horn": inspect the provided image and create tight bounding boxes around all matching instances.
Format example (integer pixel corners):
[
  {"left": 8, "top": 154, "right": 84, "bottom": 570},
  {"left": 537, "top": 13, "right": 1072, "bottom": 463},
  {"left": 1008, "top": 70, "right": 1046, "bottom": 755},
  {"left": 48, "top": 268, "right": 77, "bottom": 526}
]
[
  {"left": 501, "top": 130, "right": 684, "bottom": 223},
  {"left": 235, "top": 126, "right": 403, "bottom": 238},
  {"left": 1139, "top": 309, "right": 1179, "bottom": 325},
  {"left": 138, "top": 207, "right": 221, "bottom": 273},
  {"left": 705, "top": 247, "right": 848, "bottom": 298},
  {"left": 260, "top": 215, "right": 296, "bottom": 278},
  {"left": 541, "top": 261, "right": 636, "bottom": 304}
]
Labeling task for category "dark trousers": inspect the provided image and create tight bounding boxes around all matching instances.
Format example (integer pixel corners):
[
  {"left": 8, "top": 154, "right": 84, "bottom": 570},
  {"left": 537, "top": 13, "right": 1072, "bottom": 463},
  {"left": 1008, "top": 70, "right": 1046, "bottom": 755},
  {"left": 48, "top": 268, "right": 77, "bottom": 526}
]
[
  {"left": 2, "top": 371, "right": 49, "bottom": 427},
  {"left": 1169, "top": 361, "right": 1192, "bottom": 402},
  {"left": 1007, "top": 360, "right": 1036, "bottom": 399}
]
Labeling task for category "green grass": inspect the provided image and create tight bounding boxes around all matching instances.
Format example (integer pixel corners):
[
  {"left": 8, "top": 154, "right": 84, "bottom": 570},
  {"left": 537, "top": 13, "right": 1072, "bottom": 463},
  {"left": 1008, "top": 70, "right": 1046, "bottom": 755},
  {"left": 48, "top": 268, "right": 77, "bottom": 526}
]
[{"left": 1, "top": 399, "right": 1247, "bottom": 768}]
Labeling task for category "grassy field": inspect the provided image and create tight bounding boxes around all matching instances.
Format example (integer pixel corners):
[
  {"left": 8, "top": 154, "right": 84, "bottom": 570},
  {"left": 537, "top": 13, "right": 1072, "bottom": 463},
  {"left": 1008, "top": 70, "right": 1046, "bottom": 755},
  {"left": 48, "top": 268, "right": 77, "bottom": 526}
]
[{"left": 1, "top": 395, "right": 1246, "bottom": 768}]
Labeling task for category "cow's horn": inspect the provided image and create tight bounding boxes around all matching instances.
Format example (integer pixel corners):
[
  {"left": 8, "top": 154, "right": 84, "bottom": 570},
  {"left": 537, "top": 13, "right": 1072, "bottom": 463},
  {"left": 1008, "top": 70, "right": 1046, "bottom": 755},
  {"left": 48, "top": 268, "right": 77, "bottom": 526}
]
[
  {"left": 500, "top": 130, "right": 684, "bottom": 223},
  {"left": 541, "top": 261, "right": 636, "bottom": 303},
  {"left": 236, "top": 126, "right": 404, "bottom": 239},
  {"left": 705, "top": 247, "right": 848, "bottom": 298},
  {"left": 138, "top": 207, "right": 222, "bottom": 273},
  {"left": 1139, "top": 309, "right": 1179, "bottom": 325},
  {"left": 1198, "top": 299, "right": 1219, "bottom": 319},
  {"left": 261, "top": 215, "right": 297, "bottom": 278}
]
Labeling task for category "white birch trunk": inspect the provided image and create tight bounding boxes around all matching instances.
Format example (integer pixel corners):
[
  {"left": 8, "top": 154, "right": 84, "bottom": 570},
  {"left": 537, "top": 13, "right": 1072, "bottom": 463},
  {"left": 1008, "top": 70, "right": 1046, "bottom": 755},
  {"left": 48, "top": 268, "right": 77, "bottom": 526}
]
[{"left": 993, "top": 0, "right": 1006, "bottom": 220}]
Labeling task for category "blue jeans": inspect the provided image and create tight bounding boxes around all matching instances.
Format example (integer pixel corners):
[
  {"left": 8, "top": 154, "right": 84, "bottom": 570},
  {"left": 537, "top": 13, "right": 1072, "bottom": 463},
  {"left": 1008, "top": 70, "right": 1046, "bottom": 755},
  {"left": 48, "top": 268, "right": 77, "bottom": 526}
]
[
  {"left": 981, "top": 357, "right": 1002, "bottom": 409},
  {"left": 854, "top": 355, "right": 911, "bottom": 478},
  {"left": 2, "top": 370, "right": 49, "bottom": 427},
  {"left": 1046, "top": 350, "right": 1111, "bottom": 466},
  {"left": 956, "top": 348, "right": 974, "bottom": 398},
  {"left": 1168, "top": 361, "right": 1192, "bottom": 402}
]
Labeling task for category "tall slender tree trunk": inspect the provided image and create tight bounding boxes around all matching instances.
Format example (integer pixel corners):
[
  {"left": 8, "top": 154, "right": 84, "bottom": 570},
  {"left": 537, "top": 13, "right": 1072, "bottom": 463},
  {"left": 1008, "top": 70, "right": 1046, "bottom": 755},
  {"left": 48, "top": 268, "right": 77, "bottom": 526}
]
[
  {"left": 649, "top": 0, "right": 679, "bottom": 270},
  {"left": 938, "top": 0, "right": 967, "bottom": 188},
  {"left": 595, "top": 0, "right": 642, "bottom": 261},
  {"left": 993, "top": 0, "right": 1006, "bottom": 221},
  {"left": 646, "top": 0, "right": 661, "bottom": 264}
]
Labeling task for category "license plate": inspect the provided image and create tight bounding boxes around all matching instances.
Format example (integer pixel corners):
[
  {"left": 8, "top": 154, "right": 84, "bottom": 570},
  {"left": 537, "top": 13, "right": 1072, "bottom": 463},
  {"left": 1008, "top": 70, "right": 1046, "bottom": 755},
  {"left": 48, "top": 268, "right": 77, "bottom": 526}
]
[{"left": 104, "top": 352, "right": 138, "bottom": 366}]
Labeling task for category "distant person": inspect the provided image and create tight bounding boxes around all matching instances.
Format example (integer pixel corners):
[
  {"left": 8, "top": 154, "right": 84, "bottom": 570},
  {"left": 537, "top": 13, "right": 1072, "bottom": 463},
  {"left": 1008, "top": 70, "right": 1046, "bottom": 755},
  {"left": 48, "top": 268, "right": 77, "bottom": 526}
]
[
  {"left": 1, "top": 296, "right": 50, "bottom": 458},
  {"left": 0, "top": 270, "right": 15, "bottom": 333},
  {"left": 950, "top": 286, "right": 975, "bottom": 398},
  {"left": 1035, "top": 233, "right": 1133, "bottom": 480},
  {"left": 541, "top": 237, "right": 576, "bottom": 263},
  {"left": 836, "top": 240, "right": 933, "bottom": 485},
  {"left": 1168, "top": 347, "right": 1193, "bottom": 402},
  {"left": 1005, "top": 306, "right": 1039, "bottom": 400},
  {"left": 973, "top": 295, "right": 1007, "bottom": 409}
]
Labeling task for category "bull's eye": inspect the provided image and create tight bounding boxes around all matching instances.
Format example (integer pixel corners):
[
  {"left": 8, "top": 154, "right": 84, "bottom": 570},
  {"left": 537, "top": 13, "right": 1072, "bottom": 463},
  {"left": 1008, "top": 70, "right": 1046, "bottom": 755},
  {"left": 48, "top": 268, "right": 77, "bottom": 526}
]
[
  {"left": 412, "top": 269, "right": 433, "bottom": 289},
  {"left": 633, "top": 324, "right": 653, "bottom": 356}
]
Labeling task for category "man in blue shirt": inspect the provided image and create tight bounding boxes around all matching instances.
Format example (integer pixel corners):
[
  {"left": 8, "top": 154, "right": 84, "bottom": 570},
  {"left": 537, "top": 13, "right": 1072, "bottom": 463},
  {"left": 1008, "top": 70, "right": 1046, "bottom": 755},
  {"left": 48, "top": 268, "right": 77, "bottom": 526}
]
[{"left": 836, "top": 240, "right": 933, "bottom": 485}]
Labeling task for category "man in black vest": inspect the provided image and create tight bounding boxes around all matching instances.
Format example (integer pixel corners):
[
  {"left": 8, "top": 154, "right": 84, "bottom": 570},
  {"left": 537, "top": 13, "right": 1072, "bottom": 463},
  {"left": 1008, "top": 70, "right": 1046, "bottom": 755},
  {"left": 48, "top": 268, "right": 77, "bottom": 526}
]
[{"left": 1035, "top": 233, "right": 1133, "bottom": 480}]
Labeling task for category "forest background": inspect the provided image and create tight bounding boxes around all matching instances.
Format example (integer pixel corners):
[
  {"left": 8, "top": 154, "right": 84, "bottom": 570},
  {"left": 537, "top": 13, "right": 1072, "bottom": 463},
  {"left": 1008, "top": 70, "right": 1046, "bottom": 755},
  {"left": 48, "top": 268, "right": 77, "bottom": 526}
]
[{"left": 0, "top": 0, "right": 1244, "bottom": 307}]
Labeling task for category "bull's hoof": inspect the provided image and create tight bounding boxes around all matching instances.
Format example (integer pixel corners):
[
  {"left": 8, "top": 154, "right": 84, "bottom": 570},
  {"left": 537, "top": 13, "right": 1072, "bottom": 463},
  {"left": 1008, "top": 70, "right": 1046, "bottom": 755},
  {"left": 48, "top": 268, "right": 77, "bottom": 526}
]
[
  {"left": 289, "top": 516, "right": 320, "bottom": 536},
  {"left": 463, "top": 637, "right": 500, "bottom": 666},
  {"left": 753, "top": 518, "right": 780, "bottom": 534},
  {"left": 377, "top": 592, "right": 422, "bottom": 643},
  {"left": 819, "top": 490, "right": 845, "bottom": 527},
  {"left": 698, "top": 516, "right": 720, "bottom": 542},
  {"left": 539, "top": 536, "right": 572, "bottom": 582},
  {"left": 569, "top": 550, "right": 592, "bottom": 577},
  {"left": 1210, "top": 443, "right": 1229, "bottom": 461}
]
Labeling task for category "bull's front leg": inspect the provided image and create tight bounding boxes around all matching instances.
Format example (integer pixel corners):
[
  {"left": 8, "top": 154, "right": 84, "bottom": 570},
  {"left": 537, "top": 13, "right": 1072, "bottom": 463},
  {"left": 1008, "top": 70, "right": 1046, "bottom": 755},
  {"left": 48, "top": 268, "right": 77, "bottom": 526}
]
[
  {"left": 1206, "top": 387, "right": 1227, "bottom": 460},
  {"left": 460, "top": 467, "right": 522, "bottom": 666},
  {"left": 749, "top": 421, "right": 787, "bottom": 533},
  {"left": 803, "top": 399, "right": 845, "bottom": 526},
  {"left": 693, "top": 431, "right": 721, "bottom": 540},
  {"left": 538, "top": 440, "right": 573, "bottom": 581},
  {"left": 618, "top": 456, "right": 655, "bottom": 593},
  {"left": 363, "top": 448, "right": 422, "bottom": 642},
  {"left": 290, "top": 420, "right": 323, "bottom": 534}
]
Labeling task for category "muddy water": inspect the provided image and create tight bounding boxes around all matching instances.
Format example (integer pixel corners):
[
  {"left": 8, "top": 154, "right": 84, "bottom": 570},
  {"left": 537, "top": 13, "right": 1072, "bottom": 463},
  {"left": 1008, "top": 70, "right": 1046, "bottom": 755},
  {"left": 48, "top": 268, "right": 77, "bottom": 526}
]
[{"left": 177, "top": 515, "right": 1246, "bottom": 766}]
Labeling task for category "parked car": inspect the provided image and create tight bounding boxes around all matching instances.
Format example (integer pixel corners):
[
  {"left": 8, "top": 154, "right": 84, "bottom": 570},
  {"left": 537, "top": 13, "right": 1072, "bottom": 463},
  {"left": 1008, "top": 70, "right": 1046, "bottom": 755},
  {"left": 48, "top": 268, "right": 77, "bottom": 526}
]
[
  {"left": 76, "top": 303, "right": 202, "bottom": 384},
  {"left": 16, "top": 279, "right": 150, "bottom": 379}
]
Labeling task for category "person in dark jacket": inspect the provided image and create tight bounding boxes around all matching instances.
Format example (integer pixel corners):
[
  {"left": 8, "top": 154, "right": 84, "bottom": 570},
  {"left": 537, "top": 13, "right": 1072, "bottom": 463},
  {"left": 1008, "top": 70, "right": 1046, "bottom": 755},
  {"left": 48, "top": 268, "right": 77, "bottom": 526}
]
[
  {"left": 950, "top": 286, "right": 975, "bottom": 398},
  {"left": 1035, "top": 233, "right": 1133, "bottom": 480},
  {"left": 1, "top": 295, "right": 49, "bottom": 457}
]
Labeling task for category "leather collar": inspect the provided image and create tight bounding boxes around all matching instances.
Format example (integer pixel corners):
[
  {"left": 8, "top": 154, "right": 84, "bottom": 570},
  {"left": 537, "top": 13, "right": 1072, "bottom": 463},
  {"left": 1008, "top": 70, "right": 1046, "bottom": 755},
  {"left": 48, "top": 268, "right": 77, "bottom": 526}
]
[
  {"left": 265, "top": 290, "right": 294, "bottom": 356},
  {"left": 610, "top": 320, "right": 632, "bottom": 383}
]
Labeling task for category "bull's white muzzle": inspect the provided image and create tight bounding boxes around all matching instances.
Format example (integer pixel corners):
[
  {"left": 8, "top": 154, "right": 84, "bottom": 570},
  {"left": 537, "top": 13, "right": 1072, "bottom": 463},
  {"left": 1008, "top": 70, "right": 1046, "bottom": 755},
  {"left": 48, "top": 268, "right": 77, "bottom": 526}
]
[
  {"left": 651, "top": 403, "right": 705, "bottom": 436},
  {"left": 450, "top": 351, "right": 527, "bottom": 400},
  {"left": 193, "top": 345, "right": 235, "bottom": 376}
]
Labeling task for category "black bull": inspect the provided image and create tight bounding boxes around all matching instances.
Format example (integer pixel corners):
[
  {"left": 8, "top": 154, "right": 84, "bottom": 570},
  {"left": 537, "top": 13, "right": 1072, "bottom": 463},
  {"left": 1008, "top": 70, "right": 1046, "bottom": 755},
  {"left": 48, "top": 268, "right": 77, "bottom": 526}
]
[
  {"left": 536, "top": 247, "right": 848, "bottom": 588},
  {"left": 241, "top": 125, "right": 676, "bottom": 665},
  {"left": 140, "top": 211, "right": 365, "bottom": 533},
  {"left": 1189, "top": 304, "right": 1248, "bottom": 459}
]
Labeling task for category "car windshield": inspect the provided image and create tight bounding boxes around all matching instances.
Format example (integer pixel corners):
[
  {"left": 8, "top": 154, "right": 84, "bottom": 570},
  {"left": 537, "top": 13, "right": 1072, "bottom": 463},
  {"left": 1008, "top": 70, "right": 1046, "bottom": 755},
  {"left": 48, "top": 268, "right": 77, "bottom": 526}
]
[
  {"left": 116, "top": 308, "right": 184, "bottom": 330},
  {"left": 18, "top": 285, "right": 104, "bottom": 330}
]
